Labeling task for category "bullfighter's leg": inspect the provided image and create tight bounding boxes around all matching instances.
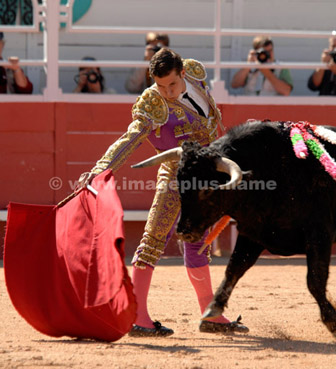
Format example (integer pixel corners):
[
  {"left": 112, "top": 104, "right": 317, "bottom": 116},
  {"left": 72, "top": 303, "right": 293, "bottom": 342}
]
[
  {"left": 305, "top": 231, "right": 336, "bottom": 336},
  {"left": 202, "top": 235, "right": 264, "bottom": 322},
  {"left": 185, "top": 236, "right": 229, "bottom": 321},
  {"left": 129, "top": 162, "right": 180, "bottom": 337},
  {"left": 184, "top": 237, "right": 249, "bottom": 333}
]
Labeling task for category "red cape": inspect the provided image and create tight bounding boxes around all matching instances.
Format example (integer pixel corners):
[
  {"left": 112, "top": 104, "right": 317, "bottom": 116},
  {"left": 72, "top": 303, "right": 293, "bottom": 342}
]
[{"left": 4, "top": 170, "right": 137, "bottom": 341}]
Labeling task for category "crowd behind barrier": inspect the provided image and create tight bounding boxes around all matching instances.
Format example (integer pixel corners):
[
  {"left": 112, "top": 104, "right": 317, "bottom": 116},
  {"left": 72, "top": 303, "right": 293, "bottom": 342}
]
[
  {"left": 3, "top": 32, "right": 336, "bottom": 97},
  {"left": 36, "top": 32, "right": 336, "bottom": 97},
  {"left": 1, "top": 0, "right": 336, "bottom": 99},
  {"left": 2, "top": 31, "right": 336, "bottom": 97}
]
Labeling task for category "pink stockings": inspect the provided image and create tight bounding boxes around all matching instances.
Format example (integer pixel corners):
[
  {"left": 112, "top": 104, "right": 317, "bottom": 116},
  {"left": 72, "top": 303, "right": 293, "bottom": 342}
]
[
  {"left": 186, "top": 264, "right": 230, "bottom": 323},
  {"left": 132, "top": 265, "right": 155, "bottom": 328},
  {"left": 132, "top": 264, "right": 230, "bottom": 328}
]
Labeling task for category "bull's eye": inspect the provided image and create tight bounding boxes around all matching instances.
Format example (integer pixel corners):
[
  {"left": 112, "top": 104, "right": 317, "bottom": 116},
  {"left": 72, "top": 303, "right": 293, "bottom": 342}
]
[{"left": 199, "top": 188, "right": 213, "bottom": 200}]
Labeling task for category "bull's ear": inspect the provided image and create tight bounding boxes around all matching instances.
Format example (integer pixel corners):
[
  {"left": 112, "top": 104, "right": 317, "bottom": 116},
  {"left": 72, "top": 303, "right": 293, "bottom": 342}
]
[{"left": 199, "top": 188, "right": 213, "bottom": 200}]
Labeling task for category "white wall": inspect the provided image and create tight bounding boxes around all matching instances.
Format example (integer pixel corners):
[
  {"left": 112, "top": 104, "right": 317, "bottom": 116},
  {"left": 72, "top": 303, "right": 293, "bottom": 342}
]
[{"left": 2, "top": 0, "right": 336, "bottom": 96}]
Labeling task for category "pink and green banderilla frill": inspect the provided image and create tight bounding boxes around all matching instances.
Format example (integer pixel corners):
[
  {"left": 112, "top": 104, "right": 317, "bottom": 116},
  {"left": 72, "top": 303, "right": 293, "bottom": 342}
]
[{"left": 290, "top": 121, "right": 336, "bottom": 181}]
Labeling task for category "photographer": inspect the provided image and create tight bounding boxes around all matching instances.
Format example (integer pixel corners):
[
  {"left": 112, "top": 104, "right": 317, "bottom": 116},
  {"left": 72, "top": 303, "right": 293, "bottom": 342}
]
[
  {"left": 0, "top": 32, "right": 33, "bottom": 94},
  {"left": 73, "top": 56, "right": 104, "bottom": 93},
  {"left": 231, "top": 36, "right": 293, "bottom": 96},
  {"left": 308, "top": 35, "right": 336, "bottom": 95},
  {"left": 125, "top": 32, "right": 170, "bottom": 94}
]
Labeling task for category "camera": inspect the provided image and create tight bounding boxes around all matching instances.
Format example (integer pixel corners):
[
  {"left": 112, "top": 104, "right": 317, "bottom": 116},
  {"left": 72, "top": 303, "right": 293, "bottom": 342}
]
[
  {"left": 255, "top": 48, "right": 271, "bottom": 63},
  {"left": 74, "top": 69, "right": 101, "bottom": 85},
  {"left": 151, "top": 43, "right": 164, "bottom": 53},
  {"left": 329, "top": 48, "right": 336, "bottom": 63},
  {"left": 86, "top": 70, "right": 100, "bottom": 83}
]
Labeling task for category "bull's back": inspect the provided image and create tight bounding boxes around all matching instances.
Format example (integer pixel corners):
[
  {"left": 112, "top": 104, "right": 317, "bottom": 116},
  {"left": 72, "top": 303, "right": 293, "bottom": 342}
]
[{"left": 221, "top": 121, "right": 336, "bottom": 231}]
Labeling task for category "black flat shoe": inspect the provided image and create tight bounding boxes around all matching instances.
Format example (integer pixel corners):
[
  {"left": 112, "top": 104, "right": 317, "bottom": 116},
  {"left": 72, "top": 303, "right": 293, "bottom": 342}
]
[
  {"left": 199, "top": 315, "right": 249, "bottom": 334},
  {"left": 128, "top": 321, "right": 174, "bottom": 337}
]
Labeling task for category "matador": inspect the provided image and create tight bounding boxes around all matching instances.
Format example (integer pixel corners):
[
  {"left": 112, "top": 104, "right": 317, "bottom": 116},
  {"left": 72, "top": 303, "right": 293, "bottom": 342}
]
[{"left": 78, "top": 48, "right": 248, "bottom": 337}]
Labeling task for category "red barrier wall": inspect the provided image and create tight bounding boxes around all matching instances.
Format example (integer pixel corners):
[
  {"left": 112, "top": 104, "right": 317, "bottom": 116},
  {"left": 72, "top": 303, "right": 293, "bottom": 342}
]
[
  {"left": 1, "top": 102, "right": 336, "bottom": 258},
  {"left": 0, "top": 103, "right": 55, "bottom": 207},
  {"left": 2, "top": 102, "right": 336, "bottom": 209}
]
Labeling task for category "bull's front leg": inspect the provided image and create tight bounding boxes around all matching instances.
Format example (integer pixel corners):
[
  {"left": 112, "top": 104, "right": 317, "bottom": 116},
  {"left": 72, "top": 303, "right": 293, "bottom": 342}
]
[
  {"left": 203, "top": 235, "right": 264, "bottom": 320},
  {"left": 305, "top": 229, "right": 336, "bottom": 337}
]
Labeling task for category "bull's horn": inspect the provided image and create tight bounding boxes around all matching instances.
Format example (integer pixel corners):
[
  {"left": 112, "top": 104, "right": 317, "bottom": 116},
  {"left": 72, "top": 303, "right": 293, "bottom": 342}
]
[
  {"left": 216, "top": 157, "right": 243, "bottom": 190},
  {"left": 132, "top": 147, "right": 183, "bottom": 168}
]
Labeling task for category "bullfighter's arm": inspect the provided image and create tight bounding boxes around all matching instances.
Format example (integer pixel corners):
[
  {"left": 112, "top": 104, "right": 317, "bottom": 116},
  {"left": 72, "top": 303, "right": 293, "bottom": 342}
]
[
  {"left": 91, "top": 117, "right": 153, "bottom": 174},
  {"left": 76, "top": 117, "right": 152, "bottom": 189},
  {"left": 77, "top": 88, "right": 168, "bottom": 189}
]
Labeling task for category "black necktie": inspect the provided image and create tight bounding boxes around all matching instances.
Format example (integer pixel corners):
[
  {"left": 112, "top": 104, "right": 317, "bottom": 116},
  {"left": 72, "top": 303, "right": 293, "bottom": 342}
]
[{"left": 183, "top": 92, "right": 206, "bottom": 117}]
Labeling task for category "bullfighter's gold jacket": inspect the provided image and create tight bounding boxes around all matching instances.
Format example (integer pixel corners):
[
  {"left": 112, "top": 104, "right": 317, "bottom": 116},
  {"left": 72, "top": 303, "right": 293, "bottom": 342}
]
[{"left": 90, "top": 59, "right": 223, "bottom": 267}]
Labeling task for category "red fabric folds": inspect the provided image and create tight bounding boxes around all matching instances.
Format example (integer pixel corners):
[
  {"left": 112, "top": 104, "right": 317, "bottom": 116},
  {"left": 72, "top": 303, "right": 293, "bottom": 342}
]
[{"left": 4, "top": 170, "right": 136, "bottom": 342}]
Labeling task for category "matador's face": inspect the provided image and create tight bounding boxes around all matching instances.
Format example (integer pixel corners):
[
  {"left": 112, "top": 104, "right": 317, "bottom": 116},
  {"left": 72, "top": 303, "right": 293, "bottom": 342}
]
[{"left": 154, "top": 69, "right": 186, "bottom": 101}]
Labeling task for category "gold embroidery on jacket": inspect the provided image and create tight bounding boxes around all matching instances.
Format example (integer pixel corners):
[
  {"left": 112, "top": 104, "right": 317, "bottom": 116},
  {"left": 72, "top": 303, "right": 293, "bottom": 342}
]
[
  {"left": 183, "top": 122, "right": 192, "bottom": 135},
  {"left": 183, "top": 59, "right": 207, "bottom": 81},
  {"left": 132, "top": 89, "right": 168, "bottom": 126},
  {"left": 174, "top": 125, "right": 184, "bottom": 138},
  {"left": 132, "top": 162, "right": 180, "bottom": 268},
  {"left": 92, "top": 117, "right": 152, "bottom": 174},
  {"left": 173, "top": 107, "right": 185, "bottom": 120}
]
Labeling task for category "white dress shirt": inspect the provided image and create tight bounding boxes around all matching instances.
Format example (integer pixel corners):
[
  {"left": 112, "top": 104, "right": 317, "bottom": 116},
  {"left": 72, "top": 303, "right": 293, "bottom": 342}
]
[{"left": 178, "top": 79, "right": 209, "bottom": 117}]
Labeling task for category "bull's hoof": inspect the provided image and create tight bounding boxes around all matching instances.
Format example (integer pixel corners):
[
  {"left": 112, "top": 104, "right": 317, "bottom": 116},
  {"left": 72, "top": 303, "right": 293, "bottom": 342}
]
[
  {"left": 325, "top": 321, "right": 336, "bottom": 337},
  {"left": 202, "top": 305, "right": 223, "bottom": 321}
]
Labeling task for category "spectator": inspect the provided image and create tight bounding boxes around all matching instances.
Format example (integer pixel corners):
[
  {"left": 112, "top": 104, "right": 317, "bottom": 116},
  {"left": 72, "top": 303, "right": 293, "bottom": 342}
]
[
  {"left": 125, "top": 32, "right": 170, "bottom": 94},
  {"left": 231, "top": 36, "right": 293, "bottom": 96},
  {"left": 73, "top": 56, "right": 104, "bottom": 93},
  {"left": 308, "top": 34, "right": 336, "bottom": 95},
  {"left": 0, "top": 32, "right": 33, "bottom": 94}
]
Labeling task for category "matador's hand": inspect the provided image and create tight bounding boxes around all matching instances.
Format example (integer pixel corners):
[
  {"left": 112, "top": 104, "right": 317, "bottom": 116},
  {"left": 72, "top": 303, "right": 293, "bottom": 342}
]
[{"left": 76, "top": 171, "right": 97, "bottom": 192}]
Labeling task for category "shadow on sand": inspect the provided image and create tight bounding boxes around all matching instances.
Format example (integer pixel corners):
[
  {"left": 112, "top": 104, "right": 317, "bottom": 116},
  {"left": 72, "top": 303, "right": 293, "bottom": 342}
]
[{"left": 36, "top": 332, "right": 335, "bottom": 355}]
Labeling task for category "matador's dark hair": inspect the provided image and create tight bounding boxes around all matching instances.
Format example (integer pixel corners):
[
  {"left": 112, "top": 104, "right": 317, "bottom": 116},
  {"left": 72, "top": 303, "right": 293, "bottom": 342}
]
[{"left": 149, "top": 48, "right": 183, "bottom": 78}]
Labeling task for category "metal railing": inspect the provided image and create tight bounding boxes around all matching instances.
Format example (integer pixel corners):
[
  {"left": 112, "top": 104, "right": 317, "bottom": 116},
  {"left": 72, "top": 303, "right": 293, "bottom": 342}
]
[{"left": 0, "top": 0, "right": 335, "bottom": 104}]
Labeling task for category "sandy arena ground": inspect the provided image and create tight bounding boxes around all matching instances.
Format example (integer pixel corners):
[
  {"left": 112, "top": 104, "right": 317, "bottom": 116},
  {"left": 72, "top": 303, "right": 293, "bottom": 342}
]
[{"left": 0, "top": 256, "right": 335, "bottom": 369}]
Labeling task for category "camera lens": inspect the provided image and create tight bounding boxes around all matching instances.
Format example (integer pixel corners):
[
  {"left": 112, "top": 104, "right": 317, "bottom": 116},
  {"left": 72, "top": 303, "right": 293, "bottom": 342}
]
[
  {"left": 256, "top": 48, "right": 270, "bottom": 63},
  {"left": 87, "top": 72, "right": 99, "bottom": 83}
]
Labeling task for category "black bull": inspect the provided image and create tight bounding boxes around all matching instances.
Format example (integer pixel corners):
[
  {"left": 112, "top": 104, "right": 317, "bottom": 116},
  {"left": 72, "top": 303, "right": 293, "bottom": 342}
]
[{"left": 133, "top": 120, "right": 336, "bottom": 337}]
